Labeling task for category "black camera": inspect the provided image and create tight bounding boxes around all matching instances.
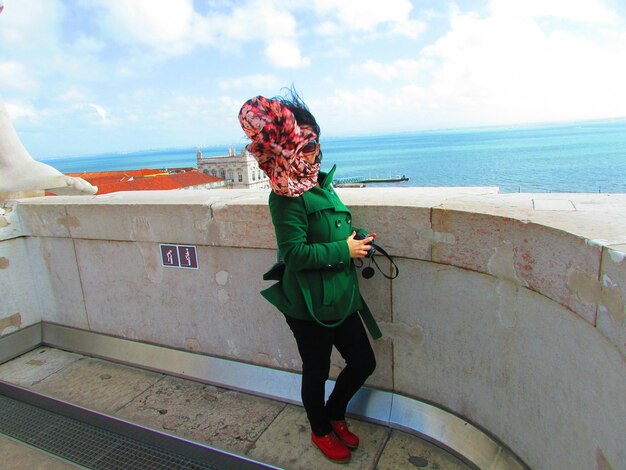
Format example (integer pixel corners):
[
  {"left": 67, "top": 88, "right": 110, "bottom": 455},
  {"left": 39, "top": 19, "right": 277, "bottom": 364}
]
[
  {"left": 354, "top": 232, "right": 376, "bottom": 258},
  {"left": 353, "top": 233, "right": 399, "bottom": 280}
]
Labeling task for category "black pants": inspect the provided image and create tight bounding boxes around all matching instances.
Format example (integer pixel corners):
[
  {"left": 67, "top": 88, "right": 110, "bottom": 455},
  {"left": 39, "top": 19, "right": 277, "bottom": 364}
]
[{"left": 285, "top": 311, "right": 376, "bottom": 437}]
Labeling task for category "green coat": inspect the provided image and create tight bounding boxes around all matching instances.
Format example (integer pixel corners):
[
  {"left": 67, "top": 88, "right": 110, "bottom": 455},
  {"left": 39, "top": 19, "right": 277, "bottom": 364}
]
[{"left": 261, "top": 165, "right": 382, "bottom": 339}]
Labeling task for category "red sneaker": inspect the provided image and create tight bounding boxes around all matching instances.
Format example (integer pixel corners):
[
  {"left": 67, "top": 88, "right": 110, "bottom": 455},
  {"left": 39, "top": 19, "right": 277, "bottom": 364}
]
[
  {"left": 311, "top": 432, "right": 351, "bottom": 463},
  {"left": 330, "top": 420, "right": 359, "bottom": 449}
]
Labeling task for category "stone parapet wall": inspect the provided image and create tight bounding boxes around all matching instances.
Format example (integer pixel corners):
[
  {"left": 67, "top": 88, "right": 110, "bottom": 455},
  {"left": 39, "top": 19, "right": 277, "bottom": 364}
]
[{"left": 1, "top": 188, "right": 625, "bottom": 470}]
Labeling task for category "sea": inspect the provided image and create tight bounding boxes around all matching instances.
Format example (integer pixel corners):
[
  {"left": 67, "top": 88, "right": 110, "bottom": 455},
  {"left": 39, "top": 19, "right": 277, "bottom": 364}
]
[{"left": 41, "top": 118, "right": 626, "bottom": 193}]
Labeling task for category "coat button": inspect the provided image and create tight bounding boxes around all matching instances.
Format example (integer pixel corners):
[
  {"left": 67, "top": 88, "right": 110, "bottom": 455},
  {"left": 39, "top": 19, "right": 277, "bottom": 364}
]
[
  {"left": 338, "top": 261, "right": 345, "bottom": 268},
  {"left": 346, "top": 215, "right": 352, "bottom": 224},
  {"left": 335, "top": 220, "right": 342, "bottom": 228}
]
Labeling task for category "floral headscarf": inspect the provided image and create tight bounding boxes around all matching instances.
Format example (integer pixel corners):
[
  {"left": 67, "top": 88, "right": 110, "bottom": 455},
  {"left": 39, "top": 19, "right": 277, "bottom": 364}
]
[{"left": 238, "top": 96, "right": 320, "bottom": 197}]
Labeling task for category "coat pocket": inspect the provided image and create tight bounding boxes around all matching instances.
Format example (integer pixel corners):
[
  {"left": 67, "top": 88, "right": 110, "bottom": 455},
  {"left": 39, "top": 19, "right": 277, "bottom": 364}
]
[
  {"left": 320, "top": 269, "right": 355, "bottom": 307},
  {"left": 321, "top": 271, "right": 334, "bottom": 305}
]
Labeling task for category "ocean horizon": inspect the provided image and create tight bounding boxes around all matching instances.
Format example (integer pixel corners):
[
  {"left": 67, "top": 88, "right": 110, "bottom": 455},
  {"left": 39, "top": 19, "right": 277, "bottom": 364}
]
[{"left": 40, "top": 118, "right": 626, "bottom": 194}]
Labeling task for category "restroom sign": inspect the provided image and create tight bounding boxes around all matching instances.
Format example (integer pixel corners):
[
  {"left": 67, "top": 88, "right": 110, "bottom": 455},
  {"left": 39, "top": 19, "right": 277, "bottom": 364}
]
[{"left": 160, "top": 244, "right": 198, "bottom": 269}]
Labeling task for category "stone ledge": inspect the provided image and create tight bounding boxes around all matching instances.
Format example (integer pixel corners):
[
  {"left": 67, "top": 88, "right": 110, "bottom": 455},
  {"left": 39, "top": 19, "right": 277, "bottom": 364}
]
[
  {"left": 10, "top": 189, "right": 626, "bottom": 244},
  {"left": 9, "top": 189, "right": 625, "bottom": 338}
]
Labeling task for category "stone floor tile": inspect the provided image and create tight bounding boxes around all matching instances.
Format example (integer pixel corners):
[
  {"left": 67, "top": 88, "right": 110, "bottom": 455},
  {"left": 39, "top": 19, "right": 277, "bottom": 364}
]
[
  {"left": 0, "top": 347, "right": 83, "bottom": 387},
  {"left": 31, "top": 357, "right": 163, "bottom": 414},
  {"left": 115, "top": 375, "right": 286, "bottom": 455},
  {"left": 0, "top": 434, "right": 80, "bottom": 469},
  {"left": 248, "top": 404, "right": 390, "bottom": 470},
  {"left": 375, "top": 429, "right": 471, "bottom": 470}
]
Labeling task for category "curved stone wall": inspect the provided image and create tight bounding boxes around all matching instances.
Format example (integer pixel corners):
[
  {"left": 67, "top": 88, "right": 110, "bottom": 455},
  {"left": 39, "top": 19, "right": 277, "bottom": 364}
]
[{"left": 2, "top": 187, "right": 625, "bottom": 469}]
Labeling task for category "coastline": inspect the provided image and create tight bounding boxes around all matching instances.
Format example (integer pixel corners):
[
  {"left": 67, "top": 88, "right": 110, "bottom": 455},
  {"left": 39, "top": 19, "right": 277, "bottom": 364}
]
[{"left": 39, "top": 120, "right": 626, "bottom": 194}]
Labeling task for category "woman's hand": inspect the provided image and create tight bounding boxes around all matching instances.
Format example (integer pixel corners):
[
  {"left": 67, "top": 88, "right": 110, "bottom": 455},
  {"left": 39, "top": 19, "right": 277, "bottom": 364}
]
[{"left": 347, "top": 231, "right": 375, "bottom": 258}]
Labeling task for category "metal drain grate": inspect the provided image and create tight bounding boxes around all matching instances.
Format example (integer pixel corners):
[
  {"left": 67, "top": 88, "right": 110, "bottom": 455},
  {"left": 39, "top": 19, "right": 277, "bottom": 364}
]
[
  {"left": 0, "top": 394, "right": 218, "bottom": 469},
  {"left": 0, "top": 392, "right": 273, "bottom": 470}
]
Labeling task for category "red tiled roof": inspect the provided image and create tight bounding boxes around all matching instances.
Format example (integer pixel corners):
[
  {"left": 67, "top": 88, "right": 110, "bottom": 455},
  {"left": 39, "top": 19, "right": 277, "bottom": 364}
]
[
  {"left": 63, "top": 168, "right": 224, "bottom": 195},
  {"left": 68, "top": 168, "right": 165, "bottom": 179},
  {"left": 168, "top": 172, "right": 221, "bottom": 187}
]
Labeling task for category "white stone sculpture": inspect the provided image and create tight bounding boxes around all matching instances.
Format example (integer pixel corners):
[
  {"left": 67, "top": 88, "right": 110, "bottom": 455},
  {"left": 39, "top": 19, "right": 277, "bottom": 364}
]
[{"left": 0, "top": 98, "right": 97, "bottom": 196}]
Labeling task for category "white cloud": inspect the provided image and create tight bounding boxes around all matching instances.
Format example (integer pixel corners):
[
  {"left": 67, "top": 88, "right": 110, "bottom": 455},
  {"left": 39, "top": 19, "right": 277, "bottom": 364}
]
[
  {"left": 4, "top": 0, "right": 626, "bottom": 156},
  {"left": 314, "top": 0, "right": 417, "bottom": 36},
  {"left": 314, "top": 85, "right": 439, "bottom": 133},
  {"left": 394, "top": 84, "right": 429, "bottom": 107},
  {"left": 314, "top": 21, "right": 342, "bottom": 36},
  {"left": 219, "top": 74, "right": 280, "bottom": 91},
  {"left": 0, "top": 61, "right": 38, "bottom": 91},
  {"left": 393, "top": 19, "right": 427, "bottom": 39},
  {"left": 265, "top": 39, "right": 311, "bottom": 68},
  {"left": 217, "top": 95, "right": 245, "bottom": 120},
  {"left": 490, "top": 0, "right": 617, "bottom": 23},
  {"left": 210, "top": 0, "right": 308, "bottom": 68},
  {"left": 355, "top": 59, "right": 431, "bottom": 81},
  {"left": 217, "top": 0, "right": 297, "bottom": 39},
  {"left": 93, "top": 0, "right": 198, "bottom": 55},
  {"left": 0, "top": 0, "right": 65, "bottom": 48},
  {"left": 145, "top": 93, "right": 237, "bottom": 122},
  {"left": 314, "top": 0, "right": 626, "bottom": 134},
  {"left": 87, "top": 103, "right": 114, "bottom": 125},
  {"left": 324, "top": 88, "right": 387, "bottom": 115},
  {"left": 4, "top": 101, "right": 40, "bottom": 122},
  {"left": 137, "top": 93, "right": 243, "bottom": 141},
  {"left": 0, "top": 1, "right": 110, "bottom": 97},
  {"left": 414, "top": 2, "right": 626, "bottom": 124},
  {"left": 88, "top": 0, "right": 310, "bottom": 68},
  {"left": 314, "top": 0, "right": 411, "bottom": 30}
]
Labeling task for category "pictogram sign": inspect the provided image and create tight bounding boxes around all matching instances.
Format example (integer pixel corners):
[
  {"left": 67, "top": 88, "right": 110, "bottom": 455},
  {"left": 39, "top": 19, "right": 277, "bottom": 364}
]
[{"left": 160, "top": 244, "right": 198, "bottom": 269}]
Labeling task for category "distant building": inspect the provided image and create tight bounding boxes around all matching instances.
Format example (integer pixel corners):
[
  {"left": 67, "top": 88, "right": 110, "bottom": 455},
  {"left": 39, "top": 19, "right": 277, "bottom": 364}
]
[
  {"left": 63, "top": 168, "right": 227, "bottom": 195},
  {"left": 196, "top": 148, "right": 269, "bottom": 189}
]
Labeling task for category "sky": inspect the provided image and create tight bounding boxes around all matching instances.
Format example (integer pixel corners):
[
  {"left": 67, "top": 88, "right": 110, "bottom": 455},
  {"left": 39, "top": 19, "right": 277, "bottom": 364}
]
[{"left": 1, "top": 0, "right": 626, "bottom": 159}]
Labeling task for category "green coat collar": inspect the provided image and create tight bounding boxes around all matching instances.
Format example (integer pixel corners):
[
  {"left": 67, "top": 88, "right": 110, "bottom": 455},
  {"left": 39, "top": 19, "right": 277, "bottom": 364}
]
[
  {"left": 318, "top": 164, "right": 337, "bottom": 189},
  {"left": 302, "top": 165, "right": 346, "bottom": 215}
]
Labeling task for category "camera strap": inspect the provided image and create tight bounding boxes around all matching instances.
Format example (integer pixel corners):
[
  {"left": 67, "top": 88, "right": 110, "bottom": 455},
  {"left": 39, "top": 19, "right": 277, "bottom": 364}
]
[{"left": 357, "top": 243, "right": 399, "bottom": 279}]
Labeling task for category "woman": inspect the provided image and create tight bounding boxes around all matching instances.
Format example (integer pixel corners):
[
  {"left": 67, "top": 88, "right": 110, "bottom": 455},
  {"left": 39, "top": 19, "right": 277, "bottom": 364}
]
[{"left": 239, "top": 90, "right": 381, "bottom": 464}]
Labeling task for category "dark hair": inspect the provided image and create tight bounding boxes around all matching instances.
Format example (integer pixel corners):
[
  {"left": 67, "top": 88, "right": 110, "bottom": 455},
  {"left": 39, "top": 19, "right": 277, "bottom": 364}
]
[{"left": 275, "top": 86, "right": 320, "bottom": 137}]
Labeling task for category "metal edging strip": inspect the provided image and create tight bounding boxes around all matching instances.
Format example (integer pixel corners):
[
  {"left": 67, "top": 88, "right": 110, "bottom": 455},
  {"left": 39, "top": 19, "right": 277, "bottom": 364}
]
[
  {"left": 5, "top": 322, "right": 527, "bottom": 469},
  {"left": 0, "top": 323, "right": 42, "bottom": 365},
  {"left": 41, "top": 322, "right": 304, "bottom": 404},
  {"left": 389, "top": 394, "right": 525, "bottom": 469}
]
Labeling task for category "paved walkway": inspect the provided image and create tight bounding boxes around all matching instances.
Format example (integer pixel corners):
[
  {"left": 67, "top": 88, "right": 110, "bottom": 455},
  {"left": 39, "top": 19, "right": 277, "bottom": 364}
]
[{"left": 0, "top": 347, "right": 471, "bottom": 470}]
